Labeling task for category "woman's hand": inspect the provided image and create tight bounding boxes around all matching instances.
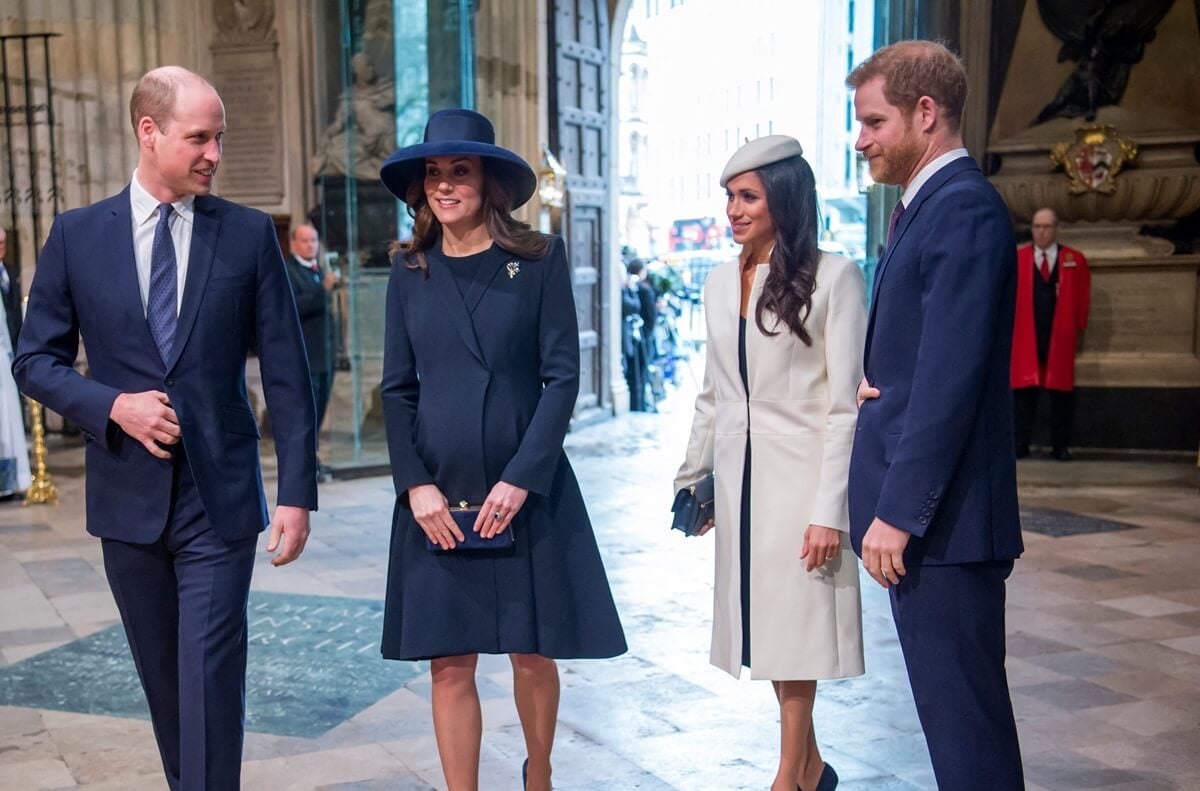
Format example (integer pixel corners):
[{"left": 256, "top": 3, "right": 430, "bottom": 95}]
[
  {"left": 695, "top": 518, "right": 715, "bottom": 536},
  {"left": 800, "top": 524, "right": 841, "bottom": 572},
  {"left": 473, "top": 481, "right": 529, "bottom": 538},
  {"left": 408, "top": 484, "right": 463, "bottom": 550},
  {"left": 856, "top": 377, "right": 880, "bottom": 408}
]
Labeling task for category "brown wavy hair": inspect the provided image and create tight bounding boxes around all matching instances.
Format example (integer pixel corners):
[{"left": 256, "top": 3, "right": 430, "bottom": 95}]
[
  {"left": 846, "top": 39, "right": 968, "bottom": 132},
  {"left": 390, "top": 158, "right": 552, "bottom": 273},
  {"left": 751, "top": 155, "right": 821, "bottom": 346}
]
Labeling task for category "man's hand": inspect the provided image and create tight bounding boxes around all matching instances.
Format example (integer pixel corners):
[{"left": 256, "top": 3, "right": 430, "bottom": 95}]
[
  {"left": 856, "top": 377, "right": 880, "bottom": 408},
  {"left": 322, "top": 271, "right": 338, "bottom": 291},
  {"left": 110, "top": 391, "right": 180, "bottom": 459},
  {"left": 472, "top": 481, "right": 529, "bottom": 538},
  {"left": 861, "top": 516, "right": 910, "bottom": 588},
  {"left": 266, "top": 505, "right": 311, "bottom": 566},
  {"left": 800, "top": 524, "right": 842, "bottom": 572},
  {"left": 409, "top": 484, "right": 463, "bottom": 550}
]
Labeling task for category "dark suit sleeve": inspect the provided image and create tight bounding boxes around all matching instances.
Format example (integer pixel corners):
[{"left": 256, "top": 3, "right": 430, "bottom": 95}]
[
  {"left": 501, "top": 237, "right": 580, "bottom": 496},
  {"left": 380, "top": 263, "right": 435, "bottom": 498},
  {"left": 251, "top": 216, "right": 318, "bottom": 510},
  {"left": 285, "top": 258, "right": 326, "bottom": 320},
  {"left": 12, "top": 216, "right": 122, "bottom": 445},
  {"left": 874, "top": 188, "right": 1015, "bottom": 536}
]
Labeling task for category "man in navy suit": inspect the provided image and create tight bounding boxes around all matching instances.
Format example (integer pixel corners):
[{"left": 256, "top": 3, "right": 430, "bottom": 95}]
[
  {"left": 846, "top": 42, "right": 1024, "bottom": 789},
  {"left": 14, "top": 66, "right": 317, "bottom": 790}
]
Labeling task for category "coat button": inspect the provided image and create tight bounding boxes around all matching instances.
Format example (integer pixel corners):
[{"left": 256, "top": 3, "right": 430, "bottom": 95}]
[
  {"left": 919, "top": 516, "right": 928, "bottom": 525},
  {"left": 165, "top": 378, "right": 175, "bottom": 387}
]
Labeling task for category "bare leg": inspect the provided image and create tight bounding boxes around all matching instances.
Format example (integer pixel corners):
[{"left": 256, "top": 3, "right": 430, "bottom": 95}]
[
  {"left": 510, "top": 653, "right": 559, "bottom": 791},
  {"left": 431, "top": 654, "right": 482, "bottom": 791},
  {"left": 771, "top": 680, "right": 824, "bottom": 791}
]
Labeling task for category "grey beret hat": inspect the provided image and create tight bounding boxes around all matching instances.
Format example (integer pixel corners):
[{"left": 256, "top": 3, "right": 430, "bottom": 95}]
[{"left": 719, "top": 135, "right": 805, "bottom": 188}]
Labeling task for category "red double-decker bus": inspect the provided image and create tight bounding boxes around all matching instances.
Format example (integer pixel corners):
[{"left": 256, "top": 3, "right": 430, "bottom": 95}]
[{"left": 668, "top": 217, "right": 729, "bottom": 251}]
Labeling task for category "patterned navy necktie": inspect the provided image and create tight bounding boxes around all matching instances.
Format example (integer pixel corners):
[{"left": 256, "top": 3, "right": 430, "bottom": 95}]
[
  {"left": 147, "top": 203, "right": 178, "bottom": 364},
  {"left": 886, "top": 200, "right": 906, "bottom": 246}
]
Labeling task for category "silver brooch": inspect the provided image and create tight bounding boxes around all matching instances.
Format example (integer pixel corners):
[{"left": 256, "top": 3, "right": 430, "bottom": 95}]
[{"left": 506, "top": 261, "right": 520, "bottom": 279}]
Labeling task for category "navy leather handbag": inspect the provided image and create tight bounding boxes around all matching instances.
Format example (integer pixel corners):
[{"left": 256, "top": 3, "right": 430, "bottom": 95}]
[
  {"left": 426, "top": 501, "right": 516, "bottom": 552},
  {"left": 671, "top": 475, "right": 715, "bottom": 536}
]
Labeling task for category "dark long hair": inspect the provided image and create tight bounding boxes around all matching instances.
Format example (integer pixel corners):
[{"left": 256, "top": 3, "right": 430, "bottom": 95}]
[
  {"left": 389, "top": 158, "right": 552, "bottom": 273},
  {"left": 753, "top": 155, "right": 821, "bottom": 345}
]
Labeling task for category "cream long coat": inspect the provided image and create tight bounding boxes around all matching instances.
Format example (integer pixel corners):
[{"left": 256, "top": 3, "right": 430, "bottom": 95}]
[{"left": 675, "top": 252, "right": 867, "bottom": 680}]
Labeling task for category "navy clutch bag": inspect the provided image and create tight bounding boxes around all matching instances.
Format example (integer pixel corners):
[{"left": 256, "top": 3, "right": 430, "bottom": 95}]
[
  {"left": 425, "top": 501, "right": 516, "bottom": 552},
  {"left": 671, "top": 475, "right": 715, "bottom": 536}
]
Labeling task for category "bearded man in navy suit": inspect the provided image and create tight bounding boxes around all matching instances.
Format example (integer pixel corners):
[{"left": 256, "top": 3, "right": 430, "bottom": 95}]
[
  {"left": 14, "top": 66, "right": 317, "bottom": 790},
  {"left": 846, "top": 41, "right": 1025, "bottom": 789}
]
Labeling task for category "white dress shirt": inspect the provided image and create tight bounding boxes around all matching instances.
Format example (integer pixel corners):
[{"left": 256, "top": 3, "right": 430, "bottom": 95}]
[
  {"left": 1035, "top": 243, "right": 1059, "bottom": 276},
  {"left": 129, "top": 170, "right": 194, "bottom": 316},
  {"left": 900, "top": 148, "right": 970, "bottom": 208}
]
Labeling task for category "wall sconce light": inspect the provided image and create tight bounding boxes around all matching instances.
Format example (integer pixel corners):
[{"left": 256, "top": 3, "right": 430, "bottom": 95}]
[{"left": 539, "top": 145, "right": 567, "bottom": 209}]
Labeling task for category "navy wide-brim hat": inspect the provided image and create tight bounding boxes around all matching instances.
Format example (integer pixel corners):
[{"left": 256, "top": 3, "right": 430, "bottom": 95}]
[{"left": 380, "top": 109, "right": 538, "bottom": 210}]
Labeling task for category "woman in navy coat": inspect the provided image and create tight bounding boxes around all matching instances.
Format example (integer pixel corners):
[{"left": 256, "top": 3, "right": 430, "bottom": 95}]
[{"left": 378, "top": 109, "right": 626, "bottom": 791}]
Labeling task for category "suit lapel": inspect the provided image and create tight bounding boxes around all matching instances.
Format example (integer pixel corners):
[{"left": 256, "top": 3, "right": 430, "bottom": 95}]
[
  {"left": 741, "top": 264, "right": 768, "bottom": 399},
  {"left": 865, "top": 157, "right": 980, "bottom": 357},
  {"left": 165, "top": 199, "right": 218, "bottom": 372},
  {"left": 427, "top": 254, "right": 486, "bottom": 366},
  {"left": 463, "top": 248, "right": 511, "bottom": 315},
  {"left": 108, "top": 190, "right": 161, "bottom": 361},
  {"left": 868, "top": 157, "right": 979, "bottom": 338}
]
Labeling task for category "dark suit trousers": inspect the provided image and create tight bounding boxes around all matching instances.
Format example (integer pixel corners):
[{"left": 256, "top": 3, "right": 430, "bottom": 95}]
[
  {"left": 890, "top": 561, "right": 1024, "bottom": 791},
  {"left": 101, "top": 454, "right": 256, "bottom": 791},
  {"left": 1013, "top": 386, "right": 1074, "bottom": 452}
]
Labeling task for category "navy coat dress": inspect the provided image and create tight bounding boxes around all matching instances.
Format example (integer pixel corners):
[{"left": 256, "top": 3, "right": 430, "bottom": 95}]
[{"left": 380, "top": 236, "right": 627, "bottom": 661}]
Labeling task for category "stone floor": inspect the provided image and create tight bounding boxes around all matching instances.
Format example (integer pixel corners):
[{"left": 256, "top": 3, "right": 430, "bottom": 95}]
[{"left": 1, "top": 389, "right": 1198, "bottom": 790}]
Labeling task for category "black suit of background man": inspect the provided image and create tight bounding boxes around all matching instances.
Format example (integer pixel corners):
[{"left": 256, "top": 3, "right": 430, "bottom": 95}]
[{"left": 284, "top": 224, "right": 337, "bottom": 475}]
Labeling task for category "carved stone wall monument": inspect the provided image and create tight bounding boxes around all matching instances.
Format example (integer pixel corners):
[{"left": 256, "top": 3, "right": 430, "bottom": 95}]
[
  {"left": 210, "top": 0, "right": 285, "bottom": 208},
  {"left": 986, "top": 0, "right": 1200, "bottom": 451}
]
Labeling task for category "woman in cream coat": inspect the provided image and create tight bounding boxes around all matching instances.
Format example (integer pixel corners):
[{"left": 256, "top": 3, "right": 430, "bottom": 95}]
[{"left": 676, "top": 136, "right": 865, "bottom": 791}]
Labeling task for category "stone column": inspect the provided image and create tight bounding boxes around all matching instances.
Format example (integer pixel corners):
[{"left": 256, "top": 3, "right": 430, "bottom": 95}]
[{"left": 474, "top": 0, "right": 542, "bottom": 227}]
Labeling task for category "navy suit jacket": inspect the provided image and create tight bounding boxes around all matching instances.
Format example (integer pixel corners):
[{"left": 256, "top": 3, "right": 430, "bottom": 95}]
[
  {"left": 14, "top": 189, "right": 318, "bottom": 544},
  {"left": 848, "top": 157, "right": 1023, "bottom": 565}
]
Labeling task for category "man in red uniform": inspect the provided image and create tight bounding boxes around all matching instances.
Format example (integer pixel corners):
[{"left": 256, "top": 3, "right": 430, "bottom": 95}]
[{"left": 1011, "top": 207, "right": 1091, "bottom": 460}]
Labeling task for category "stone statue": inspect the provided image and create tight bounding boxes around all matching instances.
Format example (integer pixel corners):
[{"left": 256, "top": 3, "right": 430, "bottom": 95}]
[
  {"left": 213, "top": 0, "right": 277, "bottom": 45},
  {"left": 1032, "top": 0, "right": 1174, "bottom": 126},
  {"left": 311, "top": 53, "right": 396, "bottom": 181}
]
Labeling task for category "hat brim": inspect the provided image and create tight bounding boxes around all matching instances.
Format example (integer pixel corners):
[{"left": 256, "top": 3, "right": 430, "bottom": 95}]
[{"left": 380, "top": 141, "right": 538, "bottom": 210}]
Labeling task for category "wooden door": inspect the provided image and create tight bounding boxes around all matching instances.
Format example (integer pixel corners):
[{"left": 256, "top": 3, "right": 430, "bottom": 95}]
[{"left": 548, "top": 0, "right": 610, "bottom": 421}]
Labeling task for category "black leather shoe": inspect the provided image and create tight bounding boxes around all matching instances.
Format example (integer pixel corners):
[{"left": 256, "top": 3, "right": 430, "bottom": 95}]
[{"left": 1052, "top": 448, "right": 1073, "bottom": 461}]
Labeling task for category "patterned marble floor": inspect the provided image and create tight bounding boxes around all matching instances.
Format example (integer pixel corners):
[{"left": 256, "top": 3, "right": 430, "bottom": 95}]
[{"left": 0, "top": 391, "right": 1197, "bottom": 790}]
